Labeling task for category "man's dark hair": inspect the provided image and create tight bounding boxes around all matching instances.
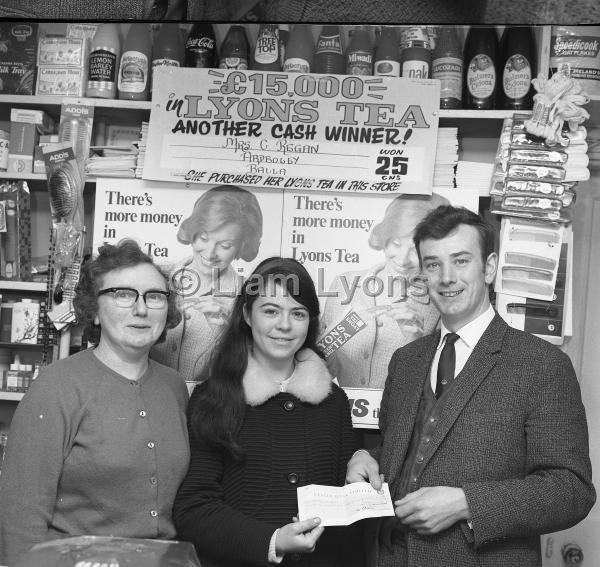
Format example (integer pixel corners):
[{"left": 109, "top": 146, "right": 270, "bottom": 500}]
[{"left": 413, "top": 205, "right": 495, "bottom": 265}]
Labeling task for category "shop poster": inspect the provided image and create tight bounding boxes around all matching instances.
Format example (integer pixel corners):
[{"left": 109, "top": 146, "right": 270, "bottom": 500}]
[
  {"left": 93, "top": 179, "right": 478, "bottom": 427},
  {"left": 143, "top": 67, "right": 440, "bottom": 196}
]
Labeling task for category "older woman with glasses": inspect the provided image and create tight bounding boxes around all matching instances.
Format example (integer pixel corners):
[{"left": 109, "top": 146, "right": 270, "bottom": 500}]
[{"left": 0, "top": 240, "right": 190, "bottom": 567}]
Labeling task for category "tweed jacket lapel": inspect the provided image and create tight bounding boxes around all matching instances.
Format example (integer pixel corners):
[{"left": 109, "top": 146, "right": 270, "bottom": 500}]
[
  {"left": 383, "top": 331, "right": 439, "bottom": 483},
  {"left": 418, "top": 314, "right": 507, "bottom": 471}
]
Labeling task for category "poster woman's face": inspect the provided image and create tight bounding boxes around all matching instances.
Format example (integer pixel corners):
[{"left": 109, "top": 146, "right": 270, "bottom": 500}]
[
  {"left": 383, "top": 216, "right": 421, "bottom": 277},
  {"left": 191, "top": 222, "right": 243, "bottom": 277}
]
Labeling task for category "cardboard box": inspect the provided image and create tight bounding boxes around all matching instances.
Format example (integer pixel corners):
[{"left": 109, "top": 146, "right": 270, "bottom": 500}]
[
  {"left": 36, "top": 66, "right": 85, "bottom": 97},
  {"left": 0, "top": 22, "right": 38, "bottom": 95},
  {"left": 38, "top": 36, "right": 87, "bottom": 67},
  {"left": 9, "top": 108, "right": 55, "bottom": 133},
  {"left": 7, "top": 122, "right": 37, "bottom": 174},
  {"left": 10, "top": 299, "right": 40, "bottom": 344},
  {"left": 0, "top": 184, "right": 31, "bottom": 281}
]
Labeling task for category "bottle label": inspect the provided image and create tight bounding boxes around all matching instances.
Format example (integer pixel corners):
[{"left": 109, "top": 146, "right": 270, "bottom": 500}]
[
  {"left": 88, "top": 48, "right": 117, "bottom": 83},
  {"left": 401, "top": 60, "right": 430, "bottom": 79},
  {"left": 374, "top": 59, "right": 400, "bottom": 76},
  {"left": 316, "top": 35, "right": 343, "bottom": 55},
  {"left": 219, "top": 57, "right": 248, "bottom": 70},
  {"left": 152, "top": 58, "right": 180, "bottom": 68},
  {"left": 255, "top": 33, "right": 279, "bottom": 65},
  {"left": 347, "top": 51, "right": 373, "bottom": 75},
  {"left": 467, "top": 54, "right": 496, "bottom": 98},
  {"left": 118, "top": 51, "right": 149, "bottom": 93},
  {"left": 503, "top": 55, "right": 531, "bottom": 99},
  {"left": 283, "top": 58, "right": 310, "bottom": 73},
  {"left": 187, "top": 37, "right": 215, "bottom": 51},
  {"left": 432, "top": 56, "right": 463, "bottom": 100}
]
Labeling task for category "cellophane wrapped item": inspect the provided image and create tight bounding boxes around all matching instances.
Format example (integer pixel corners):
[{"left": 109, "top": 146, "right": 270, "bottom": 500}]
[{"left": 14, "top": 536, "right": 202, "bottom": 567}]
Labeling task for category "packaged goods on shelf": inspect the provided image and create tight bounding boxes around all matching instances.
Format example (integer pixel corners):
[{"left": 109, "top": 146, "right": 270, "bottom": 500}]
[
  {"left": 37, "top": 36, "right": 87, "bottom": 67},
  {"left": 36, "top": 66, "right": 86, "bottom": 97},
  {"left": 7, "top": 109, "right": 56, "bottom": 174},
  {"left": 0, "top": 22, "right": 38, "bottom": 95},
  {"left": 0, "top": 181, "right": 31, "bottom": 281},
  {"left": 10, "top": 298, "right": 40, "bottom": 344}
]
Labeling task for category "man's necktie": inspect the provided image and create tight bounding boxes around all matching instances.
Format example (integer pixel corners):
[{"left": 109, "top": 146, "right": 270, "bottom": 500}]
[{"left": 436, "top": 332, "right": 460, "bottom": 398}]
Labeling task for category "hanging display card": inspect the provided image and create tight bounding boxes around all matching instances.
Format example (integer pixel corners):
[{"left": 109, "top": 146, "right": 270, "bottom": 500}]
[{"left": 144, "top": 67, "right": 440, "bottom": 194}]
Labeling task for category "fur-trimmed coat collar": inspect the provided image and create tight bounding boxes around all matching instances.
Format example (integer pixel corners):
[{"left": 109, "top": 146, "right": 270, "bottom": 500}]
[{"left": 243, "top": 349, "right": 332, "bottom": 407}]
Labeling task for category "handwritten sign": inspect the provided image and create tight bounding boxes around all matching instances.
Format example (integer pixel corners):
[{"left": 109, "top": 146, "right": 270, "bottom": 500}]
[{"left": 144, "top": 67, "right": 440, "bottom": 194}]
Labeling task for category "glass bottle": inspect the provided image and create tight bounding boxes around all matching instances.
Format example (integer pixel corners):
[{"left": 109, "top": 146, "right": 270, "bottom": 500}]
[
  {"left": 499, "top": 26, "right": 536, "bottom": 110},
  {"left": 374, "top": 26, "right": 400, "bottom": 77},
  {"left": 432, "top": 26, "right": 463, "bottom": 108},
  {"left": 86, "top": 23, "right": 120, "bottom": 99},
  {"left": 185, "top": 23, "right": 216, "bottom": 68},
  {"left": 151, "top": 24, "right": 184, "bottom": 94},
  {"left": 400, "top": 39, "right": 431, "bottom": 79},
  {"left": 219, "top": 25, "right": 249, "bottom": 70},
  {"left": 463, "top": 26, "right": 499, "bottom": 110},
  {"left": 314, "top": 25, "right": 344, "bottom": 75},
  {"left": 278, "top": 24, "right": 290, "bottom": 70},
  {"left": 118, "top": 24, "right": 152, "bottom": 101},
  {"left": 252, "top": 24, "right": 281, "bottom": 71},
  {"left": 283, "top": 24, "right": 314, "bottom": 73},
  {"left": 346, "top": 26, "right": 373, "bottom": 75}
]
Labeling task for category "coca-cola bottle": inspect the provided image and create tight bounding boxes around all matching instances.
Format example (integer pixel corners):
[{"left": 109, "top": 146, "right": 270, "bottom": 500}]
[
  {"left": 499, "top": 26, "right": 536, "bottom": 110},
  {"left": 314, "top": 25, "right": 344, "bottom": 74},
  {"left": 374, "top": 26, "right": 400, "bottom": 77},
  {"left": 463, "top": 26, "right": 499, "bottom": 110},
  {"left": 185, "top": 23, "right": 216, "bottom": 68},
  {"left": 346, "top": 26, "right": 373, "bottom": 75},
  {"left": 219, "top": 25, "right": 250, "bottom": 70},
  {"left": 283, "top": 24, "right": 314, "bottom": 73},
  {"left": 432, "top": 26, "right": 463, "bottom": 108},
  {"left": 252, "top": 24, "right": 281, "bottom": 71}
]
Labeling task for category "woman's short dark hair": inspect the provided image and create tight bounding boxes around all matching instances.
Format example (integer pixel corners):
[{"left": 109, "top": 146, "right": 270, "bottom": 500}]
[
  {"left": 177, "top": 185, "right": 263, "bottom": 262},
  {"left": 74, "top": 239, "right": 181, "bottom": 345},
  {"left": 189, "top": 257, "right": 322, "bottom": 459},
  {"left": 413, "top": 205, "right": 495, "bottom": 265}
]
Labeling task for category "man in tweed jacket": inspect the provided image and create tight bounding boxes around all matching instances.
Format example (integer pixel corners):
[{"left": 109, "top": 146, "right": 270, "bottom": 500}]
[{"left": 347, "top": 205, "right": 595, "bottom": 567}]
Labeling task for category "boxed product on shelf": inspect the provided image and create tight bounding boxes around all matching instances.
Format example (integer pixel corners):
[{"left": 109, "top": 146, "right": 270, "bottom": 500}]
[
  {"left": 0, "top": 182, "right": 31, "bottom": 281},
  {"left": 9, "top": 108, "right": 56, "bottom": 133},
  {"left": 10, "top": 298, "right": 40, "bottom": 344},
  {"left": 37, "top": 36, "right": 87, "bottom": 67},
  {"left": 36, "top": 66, "right": 86, "bottom": 97},
  {"left": 0, "top": 22, "right": 38, "bottom": 95},
  {"left": 7, "top": 122, "right": 36, "bottom": 173}
]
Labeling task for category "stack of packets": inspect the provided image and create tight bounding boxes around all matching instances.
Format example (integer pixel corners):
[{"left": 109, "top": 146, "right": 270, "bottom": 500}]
[
  {"left": 135, "top": 121, "right": 149, "bottom": 179},
  {"left": 85, "top": 146, "right": 139, "bottom": 178},
  {"left": 489, "top": 114, "right": 587, "bottom": 223},
  {"left": 433, "top": 127, "right": 458, "bottom": 188},
  {"left": 490, "top": 112, "right": 585, "bottom": 345},
  {"left": 456, "top": 161, "right": 495, "bottom": 195}
]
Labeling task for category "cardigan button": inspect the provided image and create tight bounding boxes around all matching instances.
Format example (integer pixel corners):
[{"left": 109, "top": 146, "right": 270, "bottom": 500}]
[
  {"left": 283, "top": 400, "right": 295, "bottom": 411},
  {"left": 287, "top": 472, "right": 299, "bottom": 485}
]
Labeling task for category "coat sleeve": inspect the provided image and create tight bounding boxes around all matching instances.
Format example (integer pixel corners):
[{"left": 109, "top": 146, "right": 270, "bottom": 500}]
[
  {"left": 0, "top": 370, "right": 76, "bottom": 566},
  {"left": 172, "top": 424, "right": 276, "bottom": 567},
  {"left": 462, "top": 348, "right": 596, "bottom": 546}
]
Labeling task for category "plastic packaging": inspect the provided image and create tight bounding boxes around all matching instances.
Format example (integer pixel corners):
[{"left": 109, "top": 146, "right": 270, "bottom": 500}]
[
  {"left": 463, "top": 26, "right": 499, "bottom": 109},
  {"left": 314, "top": 25, "right": 345, "bottom": 75},
  {"left": 86, "top": 23, "right": 120, "bottom": 99}
]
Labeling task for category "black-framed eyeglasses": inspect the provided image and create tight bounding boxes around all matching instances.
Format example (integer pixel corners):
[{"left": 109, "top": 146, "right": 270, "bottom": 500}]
[{"left": 97, "top": 287, "right": 170, "bottom": 309}]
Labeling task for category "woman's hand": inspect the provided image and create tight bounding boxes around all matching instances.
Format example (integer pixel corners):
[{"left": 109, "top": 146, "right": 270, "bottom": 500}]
[
  {"left": 187, "top": 295, "right": 233, "bottom": 325},
  {"left": 275, "top": 517, "right": 324, "bottom": 555}
]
